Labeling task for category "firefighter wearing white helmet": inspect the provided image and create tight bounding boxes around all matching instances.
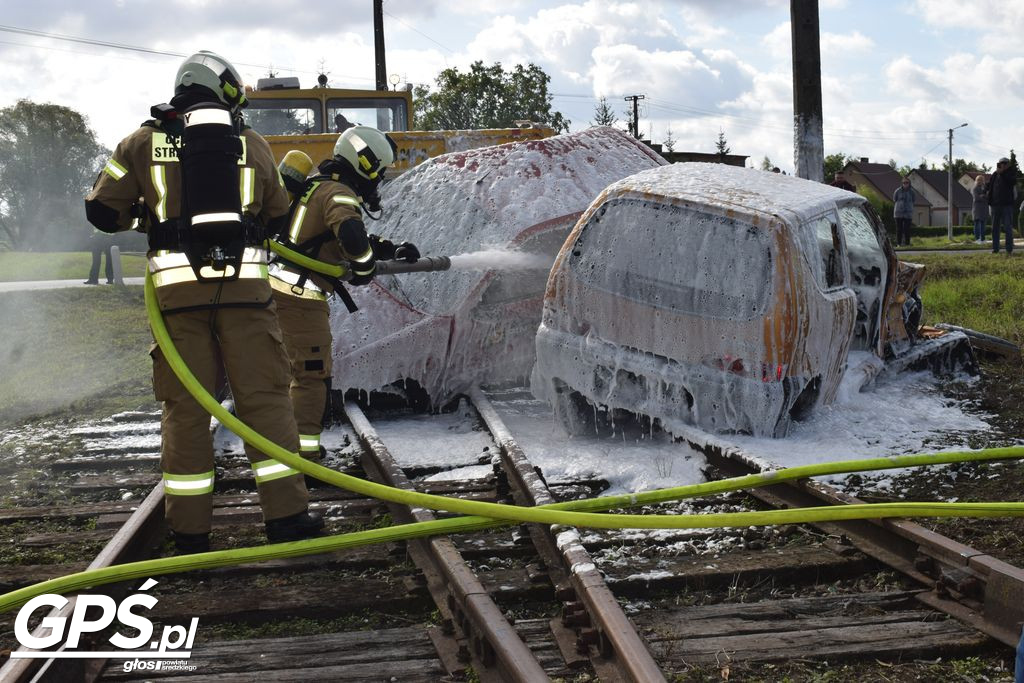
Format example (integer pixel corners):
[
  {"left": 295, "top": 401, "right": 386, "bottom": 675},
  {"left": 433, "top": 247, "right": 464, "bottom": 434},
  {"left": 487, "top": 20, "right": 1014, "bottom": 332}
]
[
  {"left": 85, "top": 50, "right": 322, "bottom": 554},
  {"left": 268, "top": 131, "right": 419, "bottom": 461}
]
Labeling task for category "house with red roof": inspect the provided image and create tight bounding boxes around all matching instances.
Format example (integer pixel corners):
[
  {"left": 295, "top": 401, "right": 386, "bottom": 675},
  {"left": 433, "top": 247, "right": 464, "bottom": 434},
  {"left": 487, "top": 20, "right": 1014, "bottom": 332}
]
[{"left": 843, "top": 158, "right": 930, "bottom": 226}]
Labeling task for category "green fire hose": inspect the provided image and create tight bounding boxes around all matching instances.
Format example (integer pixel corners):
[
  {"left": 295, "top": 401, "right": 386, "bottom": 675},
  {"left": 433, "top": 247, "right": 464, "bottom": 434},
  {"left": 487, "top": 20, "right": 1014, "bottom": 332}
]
[{"left": 0, "top": 270, "right": 1021, "bottom": 614}]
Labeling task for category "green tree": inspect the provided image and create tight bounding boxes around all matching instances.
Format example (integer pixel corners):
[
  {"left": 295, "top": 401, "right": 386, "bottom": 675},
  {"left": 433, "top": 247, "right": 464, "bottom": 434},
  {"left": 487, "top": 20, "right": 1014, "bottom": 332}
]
[
  {"left": 888, "top": 158, "right": 913, "bottom": 177},
  {"left": 0, "top": 100, "right": 108, "bottom": 251},
  {"left": 858, "top": 185, "right": 895, "bottom": 236},
  {"left": 760, "top": 155, "right": 774, "bottom": 171},
  {"left": 591, "top": 97, "right": 618, "bottom": 127},
  {"left": 715, "top": 130, "right": 730, "bottom": 156},
  {"left": 941, "top": 157, "right": 991, "bottom": 177},
  {"left": 824, "top": 152, "right": 853, "bottom": 182},
  {"left": 414, "top": 61, "right": 569, "bottom": 132}
]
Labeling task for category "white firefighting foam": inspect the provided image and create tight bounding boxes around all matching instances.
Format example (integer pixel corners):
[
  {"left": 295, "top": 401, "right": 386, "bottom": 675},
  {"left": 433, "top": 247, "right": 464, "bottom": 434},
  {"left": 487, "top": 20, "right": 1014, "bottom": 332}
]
[
  {"left": 330, "top": 127, "right": 667, "bottom": 403},
  {"left": 447, "top": 249, "right": 552, "bottom": 272},
  {"left": 531, "top": 163, "right": 911, "bottom": 438}
]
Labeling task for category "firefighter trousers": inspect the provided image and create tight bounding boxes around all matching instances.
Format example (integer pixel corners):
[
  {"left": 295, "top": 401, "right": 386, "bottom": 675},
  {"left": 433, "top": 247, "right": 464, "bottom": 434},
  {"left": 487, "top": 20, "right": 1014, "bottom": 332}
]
[
  {"left": 272, "top": 290, "right": 333, "bottom": 460},
  {"left": 151, "top": 302, "right": 309, "bottom": 535}
]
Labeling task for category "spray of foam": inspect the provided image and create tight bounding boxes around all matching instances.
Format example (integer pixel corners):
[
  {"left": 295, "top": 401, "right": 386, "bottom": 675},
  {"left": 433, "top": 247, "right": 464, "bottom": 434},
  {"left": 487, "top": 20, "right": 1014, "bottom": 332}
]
[{"left": 447, "top": 249, "right": 553, "bottom": 272}]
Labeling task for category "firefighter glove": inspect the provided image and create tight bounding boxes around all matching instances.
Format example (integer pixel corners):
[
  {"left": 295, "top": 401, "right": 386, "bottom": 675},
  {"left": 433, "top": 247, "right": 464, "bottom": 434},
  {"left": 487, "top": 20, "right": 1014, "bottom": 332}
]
[{"left": 394, "top": 242, "right": 420, "bottom": 263}]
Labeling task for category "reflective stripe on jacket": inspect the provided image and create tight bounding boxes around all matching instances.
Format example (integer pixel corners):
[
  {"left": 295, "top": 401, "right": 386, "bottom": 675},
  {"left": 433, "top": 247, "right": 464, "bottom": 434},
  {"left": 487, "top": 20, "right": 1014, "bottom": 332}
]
[
  {"left": 86, "top": 123, "right": 290, "bottom": 310},
  {"left": 275, "top": 179, "right": 366, "bottom": 295}
]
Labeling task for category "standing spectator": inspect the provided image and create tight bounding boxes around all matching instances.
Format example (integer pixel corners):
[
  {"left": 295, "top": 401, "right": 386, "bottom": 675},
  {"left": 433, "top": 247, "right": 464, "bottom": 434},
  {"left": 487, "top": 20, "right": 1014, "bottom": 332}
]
[
  {"left": 830, "top": 170, "right": 855, "bottom": 191},
  {"left": 84, "top": 230, "right": 114, "bottom": 285},
  {"left": 892, "top": 176, "right": 916, "bottom": 246},
  {"left": 971, "top": 175, "right": 989, "bottom": 243},
  {"left": 987, "top": 157, "right": 1017, "bottom": 254}
]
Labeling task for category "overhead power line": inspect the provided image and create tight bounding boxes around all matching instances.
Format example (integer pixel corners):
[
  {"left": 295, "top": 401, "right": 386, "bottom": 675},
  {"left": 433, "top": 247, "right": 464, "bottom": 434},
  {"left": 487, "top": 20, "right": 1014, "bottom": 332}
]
[
  {"left": 381, "top": 10, "right": 456, "bottom": 55},
  {"left": 0, "top": 23, "right": 344, "bottom": 79}
]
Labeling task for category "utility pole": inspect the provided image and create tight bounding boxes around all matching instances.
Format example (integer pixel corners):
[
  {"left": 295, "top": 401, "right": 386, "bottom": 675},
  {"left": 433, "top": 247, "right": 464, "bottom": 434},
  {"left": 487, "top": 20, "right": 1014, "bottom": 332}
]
[
  {"left": 947, "top": 122, "right": 968, "bottom": 240},
  {"left": 373, "top": 0, "right": 387, "bottom": 91},
  {"left": 623, "top": 94, "right": 645, "bottom": 138},
  {"left": 790, "top": 0, "right": 824, "bottom": 181},
  {"left": 372, "top": 0, "right": 390, "bottom": 130}
]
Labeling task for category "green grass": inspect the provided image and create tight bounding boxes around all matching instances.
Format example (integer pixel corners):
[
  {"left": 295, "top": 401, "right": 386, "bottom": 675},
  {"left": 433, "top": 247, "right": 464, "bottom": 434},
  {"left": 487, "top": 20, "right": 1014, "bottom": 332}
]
[
  {"left": 912, "top": 252, "right": 1024, "bottom": 346},
  {"left": 0, "top": 286, "right": 154, "bottom": 425},
  {"left": 894, "top": 234, "right": 987, "bottom": 250},
  {"left": 0, "top": 251, "right": 147, "bottom": 282}
]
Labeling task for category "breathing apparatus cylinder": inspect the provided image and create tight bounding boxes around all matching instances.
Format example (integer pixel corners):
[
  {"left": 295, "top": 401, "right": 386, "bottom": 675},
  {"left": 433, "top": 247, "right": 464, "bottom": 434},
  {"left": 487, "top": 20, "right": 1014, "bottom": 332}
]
[
  {"left": 279, "top": 150, "right": 314, "bottom": 199},
  {"left": 179, "top": 102, "right": 244, "bottom": 278}
]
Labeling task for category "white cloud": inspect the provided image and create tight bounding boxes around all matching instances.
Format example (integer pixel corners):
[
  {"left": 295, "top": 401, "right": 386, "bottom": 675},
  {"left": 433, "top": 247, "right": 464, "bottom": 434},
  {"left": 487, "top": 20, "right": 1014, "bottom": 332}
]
[
  {"left": 912, "top": 0, "right": 1024, "bottom": 37},
  {"left": 821, "top": 30, "right": 874, "bottom": 53},
  {"left": 761, "top": 22, "right": 791, "bottom": 62},
  {"left": 884, "top": 56, "right": 952, "bottom": 100}
]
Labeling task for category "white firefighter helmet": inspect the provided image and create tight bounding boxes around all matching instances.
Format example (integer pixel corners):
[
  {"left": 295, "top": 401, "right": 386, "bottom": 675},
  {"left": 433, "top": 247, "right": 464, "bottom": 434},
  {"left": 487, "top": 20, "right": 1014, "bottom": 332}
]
[
  {"left": 175, "top": 50, "right": 247, "bottom": 110},
  {"left": 332, "top": 126, "right": 396, "bottom": 182}
]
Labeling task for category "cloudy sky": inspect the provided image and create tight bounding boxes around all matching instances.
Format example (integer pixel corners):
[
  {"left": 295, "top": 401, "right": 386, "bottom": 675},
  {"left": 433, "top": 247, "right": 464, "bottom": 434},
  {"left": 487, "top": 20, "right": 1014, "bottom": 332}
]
[{"left": 1, "top": 0, "right": 1021, "bottom": 172}]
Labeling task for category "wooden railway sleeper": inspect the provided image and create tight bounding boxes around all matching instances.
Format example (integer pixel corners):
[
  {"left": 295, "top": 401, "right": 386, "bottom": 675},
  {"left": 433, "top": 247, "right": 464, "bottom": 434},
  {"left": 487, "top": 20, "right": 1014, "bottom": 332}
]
[
  {"left": 469, "top": 387, "right": 668, "bottom": 683},
  {"left": 344, "top": 401, "right": 550, "bottom": 682},
  {"left": 685, "top": 427, "right": 1024, "bottom": 649}
]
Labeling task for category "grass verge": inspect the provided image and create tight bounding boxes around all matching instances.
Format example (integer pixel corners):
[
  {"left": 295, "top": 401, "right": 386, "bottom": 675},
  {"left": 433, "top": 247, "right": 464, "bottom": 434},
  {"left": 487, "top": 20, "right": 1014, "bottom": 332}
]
[
  {"left": 0, "top": 286, "right": 154, "bottom": 425},
  {"left": 912, "top": 252, "right": 1024, "bottom": 346},
  {"left": 0, "top": 251, "right": 147, "bottom": 282},
  {"left": 895, "top": 234, "right": 987, "bottom": 251}
]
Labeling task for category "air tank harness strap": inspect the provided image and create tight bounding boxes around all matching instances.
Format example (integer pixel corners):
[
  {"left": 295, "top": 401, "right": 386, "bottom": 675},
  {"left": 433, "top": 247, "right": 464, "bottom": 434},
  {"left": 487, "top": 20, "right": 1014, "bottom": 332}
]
[
  {"left": 146, "top": 214, "right": 266, "bottom": 252},
  {"left": 269, "top": 235, "right": 359, "bottom": 313}
]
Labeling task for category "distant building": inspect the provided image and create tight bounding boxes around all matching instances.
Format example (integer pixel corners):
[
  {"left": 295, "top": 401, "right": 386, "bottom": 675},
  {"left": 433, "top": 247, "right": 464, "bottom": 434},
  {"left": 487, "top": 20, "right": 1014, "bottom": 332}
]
[
  {"left": 959, "top": 170, "right": 984, "bottom": 191},
  {"left": 843, "top": 158, "right": 930, "bottom": 226},
  {"left": 909, "top": 168, "right": 973, "bottom": 226},
  {"left": 643, "top": 141, "right": 748, "bottom": 168}
]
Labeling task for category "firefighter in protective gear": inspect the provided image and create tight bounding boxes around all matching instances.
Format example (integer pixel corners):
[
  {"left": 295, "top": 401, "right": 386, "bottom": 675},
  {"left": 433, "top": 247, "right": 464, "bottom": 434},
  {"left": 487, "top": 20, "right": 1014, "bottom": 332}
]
[
  {"left": 269, "top": 128, "right": 418, "bottom": 461},
  {"left": 85, "top": 50, "right": 322, "bottom": 554}
]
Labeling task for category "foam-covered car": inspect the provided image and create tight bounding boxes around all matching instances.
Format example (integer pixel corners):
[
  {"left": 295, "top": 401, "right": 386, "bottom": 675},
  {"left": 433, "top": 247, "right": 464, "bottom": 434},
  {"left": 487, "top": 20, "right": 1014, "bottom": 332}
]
[
  {"left": 329, "top": 126, "right": 666, "bottom": 403},
  {"left": 532, "top": 163, "right": 972, "bottom": 437}
]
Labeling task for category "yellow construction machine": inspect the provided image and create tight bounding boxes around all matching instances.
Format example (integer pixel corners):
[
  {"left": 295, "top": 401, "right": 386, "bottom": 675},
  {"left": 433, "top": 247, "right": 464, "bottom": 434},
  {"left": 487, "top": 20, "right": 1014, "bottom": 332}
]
[{"left": 245, "top": 77, "right": 555, "bottom": 174}]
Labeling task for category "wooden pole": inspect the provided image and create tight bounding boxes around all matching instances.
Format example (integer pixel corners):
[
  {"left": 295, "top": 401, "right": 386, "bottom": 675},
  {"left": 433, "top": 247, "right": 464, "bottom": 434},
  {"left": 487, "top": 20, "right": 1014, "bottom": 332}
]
[{"left": 791, "top": 0, "right": 824, "bottom": 181}]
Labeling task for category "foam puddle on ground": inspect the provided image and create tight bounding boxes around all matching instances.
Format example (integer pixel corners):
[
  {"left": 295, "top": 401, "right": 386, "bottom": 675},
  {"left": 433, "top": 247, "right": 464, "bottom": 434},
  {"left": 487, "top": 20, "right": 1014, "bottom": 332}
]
[
  {"left": 486, "top": 394, "right": 708, "bottom": 495},
  {"left": 211, "top": 367, "right": 997, "bottom": 501},
  {"left": 726, "top": 369, "right": 995, "bottom": 494}
]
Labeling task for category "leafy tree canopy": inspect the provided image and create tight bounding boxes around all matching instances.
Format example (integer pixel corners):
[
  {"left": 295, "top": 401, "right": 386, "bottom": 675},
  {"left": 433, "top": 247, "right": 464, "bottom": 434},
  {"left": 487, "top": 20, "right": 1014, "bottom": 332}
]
[
  {"left": 0, "top": 100, "right": 108, "bottom": 251},
  {"left": 824, "top": 152, "right": 855, "bottom": 181},
  {"left": 413, "top": 61, "right": 569, "bottom": 133}
]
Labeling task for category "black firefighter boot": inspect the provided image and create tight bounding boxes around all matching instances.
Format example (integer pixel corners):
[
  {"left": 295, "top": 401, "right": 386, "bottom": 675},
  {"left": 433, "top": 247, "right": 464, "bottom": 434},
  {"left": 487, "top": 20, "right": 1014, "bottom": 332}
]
[
  {"left": 265, "top": 510, "right": 325, "bottom": 543},
  {"left": 171, "top": 531, "right": 211, "bottom": 555}
]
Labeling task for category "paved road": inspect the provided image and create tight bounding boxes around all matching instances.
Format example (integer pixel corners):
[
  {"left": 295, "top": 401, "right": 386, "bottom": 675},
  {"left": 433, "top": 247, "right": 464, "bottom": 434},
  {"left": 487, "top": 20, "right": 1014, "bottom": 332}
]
[{"left": 0, "top": 278, "right": 144, "bottom": 293}]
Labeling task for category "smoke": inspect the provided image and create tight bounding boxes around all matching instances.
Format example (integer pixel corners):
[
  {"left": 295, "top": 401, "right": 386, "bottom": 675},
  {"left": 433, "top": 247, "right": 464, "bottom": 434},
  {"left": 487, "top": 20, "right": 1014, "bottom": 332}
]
[{"left": 447, "top": 248, "right": 553, "bottom": 272}]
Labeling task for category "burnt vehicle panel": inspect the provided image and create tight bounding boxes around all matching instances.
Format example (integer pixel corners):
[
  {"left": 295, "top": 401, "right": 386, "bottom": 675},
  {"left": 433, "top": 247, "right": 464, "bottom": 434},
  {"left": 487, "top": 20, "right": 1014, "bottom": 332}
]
[
  {"left": 329, "top": 126, "right": 667, "bottom": 403},
  {"left": 533, "top": 163, "right": 972, "bottom": 437}
]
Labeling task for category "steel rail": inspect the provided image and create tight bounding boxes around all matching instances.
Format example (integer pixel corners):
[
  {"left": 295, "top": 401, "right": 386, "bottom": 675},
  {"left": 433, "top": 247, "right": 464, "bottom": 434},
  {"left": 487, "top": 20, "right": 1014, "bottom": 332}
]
[
  {"left": 343, "top": 402, "right": 549, "bottom": 682},
  {"left": 0, "top": 483, "right": 166, "bottom": 683},
  {"left": 671, "top": 424, "right": 1024, "bottom": 648},
  {"left": 469, "top": 387, "right": 667, "bottom": 682}
]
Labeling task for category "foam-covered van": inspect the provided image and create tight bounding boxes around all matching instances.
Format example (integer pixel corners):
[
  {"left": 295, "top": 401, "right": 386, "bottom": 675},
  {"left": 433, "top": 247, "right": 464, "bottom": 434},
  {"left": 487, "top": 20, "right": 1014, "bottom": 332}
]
[{"left": 533, "top": 163, "right": 970, "bottom": 437}]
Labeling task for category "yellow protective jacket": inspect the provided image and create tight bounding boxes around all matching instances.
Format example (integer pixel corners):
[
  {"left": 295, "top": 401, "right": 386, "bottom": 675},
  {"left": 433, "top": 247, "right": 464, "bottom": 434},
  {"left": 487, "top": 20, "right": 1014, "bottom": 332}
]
[
  {"left": 270, "top": 178, "right": 374, "bottom": 301},
  {"left": 85, "top": 122, "right": 290, "bottom": 312}
]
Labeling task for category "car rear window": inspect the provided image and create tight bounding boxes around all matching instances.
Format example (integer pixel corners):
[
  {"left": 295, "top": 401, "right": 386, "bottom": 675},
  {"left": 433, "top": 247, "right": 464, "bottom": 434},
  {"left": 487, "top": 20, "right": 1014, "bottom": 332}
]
[{"left": 568, "top": 198, "right": 772, "bottom": 320}]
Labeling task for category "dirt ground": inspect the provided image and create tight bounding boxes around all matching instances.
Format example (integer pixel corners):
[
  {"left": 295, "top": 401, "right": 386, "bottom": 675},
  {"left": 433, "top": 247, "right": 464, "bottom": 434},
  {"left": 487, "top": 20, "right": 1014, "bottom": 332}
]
[{"left": 845, "top": 358, "right": 1024, "bottom": 567}]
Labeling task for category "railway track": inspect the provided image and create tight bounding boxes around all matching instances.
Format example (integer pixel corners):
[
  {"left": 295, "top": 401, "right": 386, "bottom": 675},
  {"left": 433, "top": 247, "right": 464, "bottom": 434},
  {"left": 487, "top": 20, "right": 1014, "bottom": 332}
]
[{"left": 0, "top": 389, "right": 1020, "bottom": 681}]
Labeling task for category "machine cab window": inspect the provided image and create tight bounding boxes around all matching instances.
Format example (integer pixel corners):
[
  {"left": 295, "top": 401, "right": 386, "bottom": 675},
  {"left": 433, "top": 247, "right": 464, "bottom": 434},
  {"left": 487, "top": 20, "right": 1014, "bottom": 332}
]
[
  {"left": 327, "top": 98, "right": 409, "bottom": 133},
  {"left": 245, "top": 98, "right": 322, "bottom": 136}
]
